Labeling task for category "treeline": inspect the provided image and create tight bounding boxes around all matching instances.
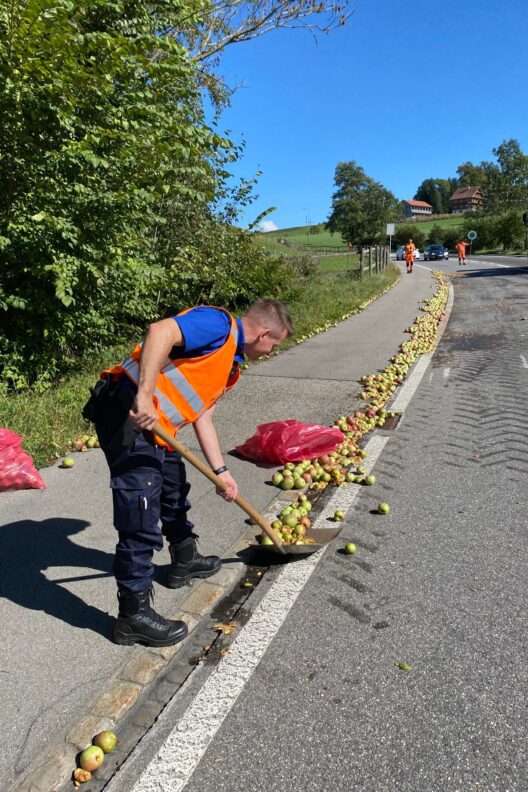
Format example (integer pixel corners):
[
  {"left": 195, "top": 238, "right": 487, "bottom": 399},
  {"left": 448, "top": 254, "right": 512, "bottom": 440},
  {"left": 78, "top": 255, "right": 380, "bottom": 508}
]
[
  {"left": 0, "top": 0, "right": 346, "bottom": 389},
  {"left": 414, "top": 139, "right": 528, "bottom": 214},
  {"left": 395, "top": 211, "right": 525, "bottom": 252}
]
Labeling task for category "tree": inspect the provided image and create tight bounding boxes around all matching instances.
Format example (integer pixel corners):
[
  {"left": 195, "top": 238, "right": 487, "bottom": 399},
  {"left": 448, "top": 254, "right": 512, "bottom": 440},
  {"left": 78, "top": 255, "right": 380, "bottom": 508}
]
[
  {"left": 325, "top": 162, "right": 400, "bottom": 247},
  {"left": 455, "top": 139, "right": 528, "bottom": 214},
  {"left": 414, "top": 179, "right": 452, "bottom": 214},
  {"left": 488, "top": 139, "right": 528, "bottom": 212},
  {"left": 0, "top": 0, "right": 351, "bottom": 387},
  {"left": 393, "top": 225, "right": 425, "bottom": 249}
]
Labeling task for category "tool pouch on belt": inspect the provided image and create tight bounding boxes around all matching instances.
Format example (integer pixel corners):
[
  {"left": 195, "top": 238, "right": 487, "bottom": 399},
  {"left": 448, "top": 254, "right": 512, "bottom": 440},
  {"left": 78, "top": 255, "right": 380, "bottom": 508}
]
[{"left": 83, "top": 375, "right": 138, "bottom": 453}]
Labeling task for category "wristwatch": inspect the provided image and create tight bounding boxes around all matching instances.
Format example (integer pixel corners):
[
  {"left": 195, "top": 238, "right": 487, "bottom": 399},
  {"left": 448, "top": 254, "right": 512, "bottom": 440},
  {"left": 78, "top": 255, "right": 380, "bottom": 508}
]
[{"left": 213, "top": 465, "right": 228, "bottom": 475}]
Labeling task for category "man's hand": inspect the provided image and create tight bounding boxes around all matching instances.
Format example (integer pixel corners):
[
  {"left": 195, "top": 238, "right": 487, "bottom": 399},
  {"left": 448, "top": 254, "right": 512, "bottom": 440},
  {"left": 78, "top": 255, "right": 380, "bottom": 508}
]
[
  {"left": 215, "top": 470, "right": 238, "bottom": 502},
  {"left": 130, "top": 392, "right": 158, "bottom": 431}
]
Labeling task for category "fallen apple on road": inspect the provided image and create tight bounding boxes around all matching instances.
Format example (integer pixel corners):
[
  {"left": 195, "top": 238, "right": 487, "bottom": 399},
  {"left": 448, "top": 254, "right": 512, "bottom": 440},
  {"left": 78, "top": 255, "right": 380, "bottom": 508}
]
[
  {"left": 378, "top": 502, "right": 390, "bottom": 514},
  {"left": 62, "top": 457, "right": 75, "bottom": 468},
  {"left": 73, "top": 768, "right": 92, "bottom": 784},
  {"left": 79, "top": 745, "right": 104, "bottom": 772},
  {"left": 93, "top": 730, "right": 118, "bottom": 753},
  {"left": 365, "top": 475, "right": 376, "bottom": 486},
  {"left": 344, "top": 543, "right": 357, "bottom": 554},
  {"left": 334, "top": 510, "right": 345, "bottom": 522}
]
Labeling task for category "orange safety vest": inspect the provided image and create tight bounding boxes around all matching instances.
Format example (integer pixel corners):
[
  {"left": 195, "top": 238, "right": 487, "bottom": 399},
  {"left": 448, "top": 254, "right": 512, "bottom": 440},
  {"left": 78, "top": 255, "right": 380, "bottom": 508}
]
[
  {"left": 404, "top": 242, "right": 416, "bottom": 255},
  {"left": 104, "top": 307, "right": 240, "bottom": 446}
]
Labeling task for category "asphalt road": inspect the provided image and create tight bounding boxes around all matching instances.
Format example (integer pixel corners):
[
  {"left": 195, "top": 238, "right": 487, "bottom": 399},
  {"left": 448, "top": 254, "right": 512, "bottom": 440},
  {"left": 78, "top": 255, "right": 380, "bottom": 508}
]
[{"left": 105, "top": 257, "right": 528, "bottom": 792}]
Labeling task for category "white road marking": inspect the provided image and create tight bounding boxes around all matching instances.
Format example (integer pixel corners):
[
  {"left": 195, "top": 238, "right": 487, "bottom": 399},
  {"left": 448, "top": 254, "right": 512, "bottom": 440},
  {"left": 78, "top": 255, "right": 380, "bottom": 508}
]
[
  {"left": 116, "top": 439, "right": 390, "bottom": 792},
  {"left": 443, "top": 367, "right": 450, "bottom": 379},
  {"left": 106, "top": 282, "right": 456, "bottom": 792},
  {"left": 520, "top": 355, "right": 528, "bottom": 369}
]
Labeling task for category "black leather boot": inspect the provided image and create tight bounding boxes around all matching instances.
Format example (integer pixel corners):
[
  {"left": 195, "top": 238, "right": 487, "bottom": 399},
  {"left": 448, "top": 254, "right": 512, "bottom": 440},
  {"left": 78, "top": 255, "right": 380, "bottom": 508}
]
[
  {"left": 114, "top": 586, "right": 188, "bottom": 646},
  {"left": 167, "top": 534, "right": 221, "bottom": 588}
]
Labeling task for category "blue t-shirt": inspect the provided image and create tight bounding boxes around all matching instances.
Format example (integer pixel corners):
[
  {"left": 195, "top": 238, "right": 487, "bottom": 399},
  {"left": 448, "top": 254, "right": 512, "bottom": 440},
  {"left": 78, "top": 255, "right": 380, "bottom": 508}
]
[{"left": 174, "top": 307, "right": 245, "bottom": 363}]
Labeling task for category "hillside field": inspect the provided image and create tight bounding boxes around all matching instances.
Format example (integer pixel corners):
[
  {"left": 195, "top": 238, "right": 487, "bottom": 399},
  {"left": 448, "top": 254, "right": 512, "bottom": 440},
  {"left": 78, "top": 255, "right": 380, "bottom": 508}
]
[{"left": 260, "top": 214, "right": 466, "bottom": 249}]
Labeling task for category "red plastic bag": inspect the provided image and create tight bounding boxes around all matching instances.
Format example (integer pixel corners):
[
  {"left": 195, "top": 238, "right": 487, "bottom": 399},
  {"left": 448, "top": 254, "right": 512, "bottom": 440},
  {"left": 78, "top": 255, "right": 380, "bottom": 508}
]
[
  {"left": 235, "top": 420, "right": 344, "bottom": 464},
  {"left": 0, "top": 429, "right": 46, "bottom": 492}
]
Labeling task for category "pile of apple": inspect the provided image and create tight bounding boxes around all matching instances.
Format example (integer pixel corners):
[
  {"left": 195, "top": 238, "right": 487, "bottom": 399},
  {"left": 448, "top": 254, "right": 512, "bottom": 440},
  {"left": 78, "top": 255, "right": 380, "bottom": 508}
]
[
  {"left": 271, "top": 436, "right": 379, "bottom": 495},
  {"left": 73, "top": 433, "right": 99, "bottom": 452},
  {"left": 62, "top": 434, "right": 100, "bottom": 468},
  {"left": 261, "top": 493, "right": 316, "bottom": 545},
  {"left": 73, "top": 730, "right": 117, "bottom": 786},
  {"left": 269, "top": 272, "right": 448, "bottom": 496}
]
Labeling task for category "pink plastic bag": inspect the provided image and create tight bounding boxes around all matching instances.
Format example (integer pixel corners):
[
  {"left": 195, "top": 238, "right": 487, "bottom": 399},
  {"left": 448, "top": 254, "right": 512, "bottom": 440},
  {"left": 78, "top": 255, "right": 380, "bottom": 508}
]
[
  {"left": 235, "top": 420, "right": 344, "bottom": 464},
  {"left": 0, "top": 429, "right": 46, "bottom": 492}
]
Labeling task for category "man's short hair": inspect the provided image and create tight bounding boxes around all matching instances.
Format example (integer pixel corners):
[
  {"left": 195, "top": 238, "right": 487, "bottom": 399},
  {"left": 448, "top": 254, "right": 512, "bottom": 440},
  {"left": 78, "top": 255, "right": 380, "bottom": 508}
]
[{"left": 245, "top": 298, "right": 294, "bottom": 337}]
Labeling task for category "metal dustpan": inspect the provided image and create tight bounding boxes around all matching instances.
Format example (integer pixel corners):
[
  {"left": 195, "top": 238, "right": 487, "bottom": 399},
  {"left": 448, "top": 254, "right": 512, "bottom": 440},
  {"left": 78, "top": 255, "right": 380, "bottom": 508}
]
[{"left": 251, "top": 526, "right": 344, "bottom": 556}]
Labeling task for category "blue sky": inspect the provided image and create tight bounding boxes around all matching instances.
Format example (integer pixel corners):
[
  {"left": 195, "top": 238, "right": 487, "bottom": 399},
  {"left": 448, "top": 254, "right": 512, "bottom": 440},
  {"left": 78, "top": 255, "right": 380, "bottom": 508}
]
[{"left": 214, "top": 0, "right": 528, "bottom": 230}]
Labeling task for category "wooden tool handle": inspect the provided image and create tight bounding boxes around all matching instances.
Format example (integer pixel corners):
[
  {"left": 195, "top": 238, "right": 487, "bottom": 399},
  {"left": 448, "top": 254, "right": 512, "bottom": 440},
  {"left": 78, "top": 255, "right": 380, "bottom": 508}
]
[{"left": 152, "top": 423, "right": 285, "bottom": 554}]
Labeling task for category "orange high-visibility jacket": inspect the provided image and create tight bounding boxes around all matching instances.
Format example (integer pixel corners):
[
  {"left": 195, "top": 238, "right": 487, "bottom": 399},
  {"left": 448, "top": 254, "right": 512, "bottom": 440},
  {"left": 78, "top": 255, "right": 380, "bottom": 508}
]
[
  {"left": 404, "top": 242, "right": 416, "bottom": 255},
  {"left": 456, "top": 242, "right": 468, "bottom": 254},
  {"left": 105, "top": 307, "right": 240, "bottom": 445}
]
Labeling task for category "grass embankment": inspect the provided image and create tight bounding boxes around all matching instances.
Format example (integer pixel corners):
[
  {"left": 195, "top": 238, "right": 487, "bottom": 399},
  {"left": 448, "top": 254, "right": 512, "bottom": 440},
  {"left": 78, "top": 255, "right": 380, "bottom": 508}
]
[
  {"left": 398, "top": 215, "right": 465, "bottom": 236},
  {"left": 0, "top": 264, "right": 399, "bottom": 469}
]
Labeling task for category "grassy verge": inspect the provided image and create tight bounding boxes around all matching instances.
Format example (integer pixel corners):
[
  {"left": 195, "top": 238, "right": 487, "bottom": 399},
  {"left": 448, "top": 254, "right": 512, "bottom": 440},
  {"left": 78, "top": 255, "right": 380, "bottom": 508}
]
[
  {"left": 0, "top": 264, "right": 399, "bottom": 469},
  {"left": 317, "top": 253, "right": 359, "bottom": 273}
]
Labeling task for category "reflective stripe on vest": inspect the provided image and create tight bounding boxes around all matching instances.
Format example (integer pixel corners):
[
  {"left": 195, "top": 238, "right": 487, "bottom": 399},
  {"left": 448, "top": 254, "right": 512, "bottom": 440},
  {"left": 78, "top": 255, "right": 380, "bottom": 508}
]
[{"left": 118, "top": 311, "right": 239, "bottom": 432}]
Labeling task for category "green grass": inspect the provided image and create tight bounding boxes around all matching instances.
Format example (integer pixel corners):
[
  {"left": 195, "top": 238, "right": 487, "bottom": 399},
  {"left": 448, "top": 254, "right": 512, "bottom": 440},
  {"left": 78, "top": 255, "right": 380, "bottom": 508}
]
[
  {"left": 260, "top": 216, "right": 468, "bottom": 249},
  {"left": 0, "top": 264, "right": 399, "bottom": 468},
  {"left": 262, "top": 225, "right": 346, "bottom": 250},
  {"left": 317, "top": 253, "right": 359, "bottom": 273},
  {"left": 397, "top": 215, "right": 465, "bottom": 235}
]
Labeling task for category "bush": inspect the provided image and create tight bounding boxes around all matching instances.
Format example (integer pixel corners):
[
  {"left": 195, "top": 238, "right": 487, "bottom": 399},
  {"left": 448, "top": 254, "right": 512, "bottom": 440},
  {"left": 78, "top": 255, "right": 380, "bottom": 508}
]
[{"left": 394, "top": 225, "right": 426, "bottom": 249}]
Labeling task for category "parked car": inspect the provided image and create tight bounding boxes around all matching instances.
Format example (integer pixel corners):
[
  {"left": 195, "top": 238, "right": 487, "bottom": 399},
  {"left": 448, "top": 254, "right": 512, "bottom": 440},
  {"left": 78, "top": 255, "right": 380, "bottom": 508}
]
[
  {"left": 396, "top": 246, "right": 420, "bottom": 260},
  {"left": 423, "top": 244, "right": 449, "bottom": 261}
]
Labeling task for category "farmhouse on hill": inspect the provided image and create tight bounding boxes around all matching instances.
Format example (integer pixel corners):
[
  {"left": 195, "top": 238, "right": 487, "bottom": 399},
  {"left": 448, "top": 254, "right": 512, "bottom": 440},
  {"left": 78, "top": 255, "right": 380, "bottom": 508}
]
[
  {"left": 402, "top": 199, "right": 433, "bottom": 219},
  {"left": 449, "top": 186, "right": 485, "bottom": 213}
]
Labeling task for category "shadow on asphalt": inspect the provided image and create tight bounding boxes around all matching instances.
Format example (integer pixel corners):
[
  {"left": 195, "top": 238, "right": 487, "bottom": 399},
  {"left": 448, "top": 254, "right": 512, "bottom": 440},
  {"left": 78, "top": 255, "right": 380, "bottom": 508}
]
[
  {"left": 455, "top": 266, "right": 528, "bottom": 278},
  {"left": 0, "top": 517, "right": 115, "bottom": 639}
]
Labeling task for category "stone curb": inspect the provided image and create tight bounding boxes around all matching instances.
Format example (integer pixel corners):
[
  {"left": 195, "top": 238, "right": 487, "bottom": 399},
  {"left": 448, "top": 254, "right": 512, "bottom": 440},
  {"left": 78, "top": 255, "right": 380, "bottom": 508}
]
[{"left": 10, "top": 527, "right": 259, "bottom": 792}]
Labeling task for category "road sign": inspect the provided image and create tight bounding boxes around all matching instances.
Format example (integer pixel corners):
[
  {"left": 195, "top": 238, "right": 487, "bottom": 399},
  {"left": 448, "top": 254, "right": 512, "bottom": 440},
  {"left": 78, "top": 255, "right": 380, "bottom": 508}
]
[
  {"left": 468, "top": 230, "right": 477, "bottom": 241},
  {"left": 386, "top": 223, "right": 395, "bottom": 235}
]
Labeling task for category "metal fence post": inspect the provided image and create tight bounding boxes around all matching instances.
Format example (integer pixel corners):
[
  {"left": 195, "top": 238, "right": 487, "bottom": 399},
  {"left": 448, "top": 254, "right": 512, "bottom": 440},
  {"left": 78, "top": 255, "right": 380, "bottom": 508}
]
[
  {"left": 368, "top": 246, "right": 372, "bottom": 276},
  {"left": 359, "top": 248, "right": 363, "bottom": 279}
]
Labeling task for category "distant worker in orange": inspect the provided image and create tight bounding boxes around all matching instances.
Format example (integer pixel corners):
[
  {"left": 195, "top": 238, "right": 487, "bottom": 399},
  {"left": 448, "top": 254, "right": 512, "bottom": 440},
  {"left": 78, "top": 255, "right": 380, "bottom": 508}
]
[
  {"left": 456, "top": 240, "right": 470, "bottom": 265},
  {"left": 404, "top": 239, "right": 416, "bottom": 273}
]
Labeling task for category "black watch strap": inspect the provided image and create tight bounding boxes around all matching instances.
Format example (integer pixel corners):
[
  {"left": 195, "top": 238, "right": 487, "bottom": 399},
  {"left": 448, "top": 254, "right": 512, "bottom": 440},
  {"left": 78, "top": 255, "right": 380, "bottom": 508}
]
[{"left": 213, "top": 465, "right": 228, "bottom": 475}]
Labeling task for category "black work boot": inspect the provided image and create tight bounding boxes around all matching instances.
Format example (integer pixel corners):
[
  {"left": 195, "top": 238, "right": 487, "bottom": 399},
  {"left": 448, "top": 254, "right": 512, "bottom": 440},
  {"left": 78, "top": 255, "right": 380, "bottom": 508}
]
[
  {"left": 114, "top": 586, "right": 188, "bottom": 646},
  {"left": 167, "top": 533, "right": 221, "bottom": 588}
]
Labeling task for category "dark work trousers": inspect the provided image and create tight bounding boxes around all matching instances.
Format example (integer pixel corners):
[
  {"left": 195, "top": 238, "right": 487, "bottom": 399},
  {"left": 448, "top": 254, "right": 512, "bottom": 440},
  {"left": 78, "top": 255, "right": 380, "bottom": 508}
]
[{"left": 92, "top": 383, "right": 193, "bottom": 593}]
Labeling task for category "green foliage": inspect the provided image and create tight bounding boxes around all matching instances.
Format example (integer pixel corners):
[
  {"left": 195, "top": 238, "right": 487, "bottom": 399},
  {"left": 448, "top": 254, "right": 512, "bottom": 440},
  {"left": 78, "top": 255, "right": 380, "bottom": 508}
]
[
  {"left": 393, "top": 224, "right": 426, "bottom": 249},
  {"left": 414, "top": 179, "right": 453, "bottom": 214},
  {"left": 459, "top": 211, "right": 525, "bottom": 251},
  {"left": 427, "top": 224, "right": 445, "bottom": 244},
  {"left": 0, "top": 0, "right": 244, "bottom": 388},
  {"left": 455, "top": 139, "right": 528, "bottom": 214},
  {"left": 325, "top": 161, "right": 400, "bottom": 247}
]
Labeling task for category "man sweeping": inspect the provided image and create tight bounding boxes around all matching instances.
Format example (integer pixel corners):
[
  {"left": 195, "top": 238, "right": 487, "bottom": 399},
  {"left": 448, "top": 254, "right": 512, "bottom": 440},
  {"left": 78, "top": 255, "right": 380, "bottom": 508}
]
[{"left": 84, "top": 299, "right": 293, "bottom": 647}]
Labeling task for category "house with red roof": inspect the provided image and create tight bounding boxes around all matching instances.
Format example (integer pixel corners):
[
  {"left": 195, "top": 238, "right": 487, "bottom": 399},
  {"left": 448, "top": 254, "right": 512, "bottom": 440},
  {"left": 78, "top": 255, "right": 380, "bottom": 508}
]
[{"left": 402, "top": 199, "right": 433, "bottom": 219}]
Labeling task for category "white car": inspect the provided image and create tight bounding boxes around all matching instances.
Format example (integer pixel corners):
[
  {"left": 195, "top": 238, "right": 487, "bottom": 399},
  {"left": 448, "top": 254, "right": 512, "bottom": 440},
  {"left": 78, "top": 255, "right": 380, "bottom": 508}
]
[{"left": 396, "top": 246, "right": 420, "bottom": 261}]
